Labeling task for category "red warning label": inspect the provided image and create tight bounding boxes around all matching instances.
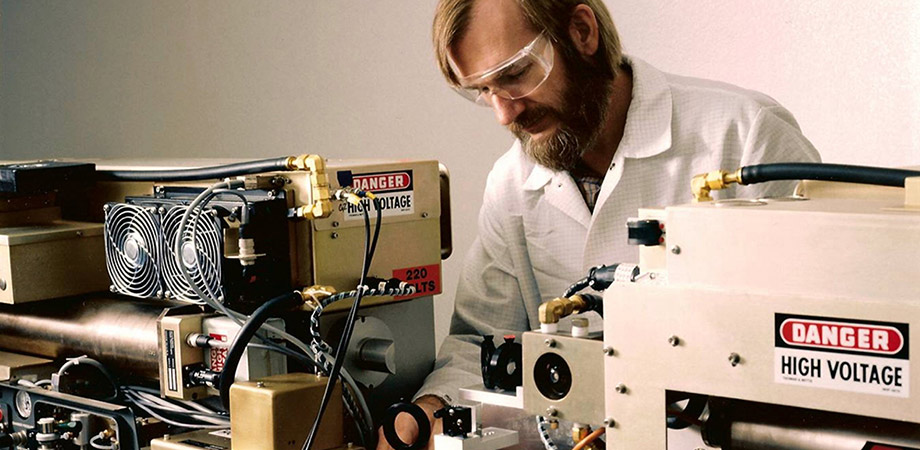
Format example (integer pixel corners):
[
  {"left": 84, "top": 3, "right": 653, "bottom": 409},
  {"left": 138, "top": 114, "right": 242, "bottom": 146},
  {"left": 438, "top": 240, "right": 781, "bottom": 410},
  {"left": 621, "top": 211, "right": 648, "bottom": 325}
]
[
  {"left": 209, "top": 333, "right": 229, "bottom": 371},
  {"left": 862, "top": 443, "right": 920, "bottom": 450},
  {"left": 393, "top": 264, "right": 441, "bottom": 300}
]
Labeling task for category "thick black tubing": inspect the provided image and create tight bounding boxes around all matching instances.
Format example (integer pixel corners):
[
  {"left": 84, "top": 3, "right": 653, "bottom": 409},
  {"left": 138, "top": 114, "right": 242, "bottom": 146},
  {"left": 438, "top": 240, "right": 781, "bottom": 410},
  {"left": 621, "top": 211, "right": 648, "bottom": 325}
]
[
  {"left": 218, "top": 291, "right": 302, "bottom": 409},
  {"left": 741, "top": 163, "right": 920, "bottom": 188},
  {"left": 97, "top": 156, "right": 292, "bottom": 182}
]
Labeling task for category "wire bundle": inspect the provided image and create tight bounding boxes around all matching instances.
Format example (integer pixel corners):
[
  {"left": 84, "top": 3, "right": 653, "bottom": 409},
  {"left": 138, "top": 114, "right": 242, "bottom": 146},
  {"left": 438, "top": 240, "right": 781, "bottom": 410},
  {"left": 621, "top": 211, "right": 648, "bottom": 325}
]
[{"left": 302, "top": 195, "right": 383, "bottom": 450}]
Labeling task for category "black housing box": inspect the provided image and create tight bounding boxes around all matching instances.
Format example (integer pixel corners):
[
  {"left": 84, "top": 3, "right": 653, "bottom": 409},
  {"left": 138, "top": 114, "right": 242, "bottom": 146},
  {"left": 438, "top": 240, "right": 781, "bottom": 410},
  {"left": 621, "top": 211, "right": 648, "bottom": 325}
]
[{"left": 0, "top": 161, "right": 96, "bottom": 194}]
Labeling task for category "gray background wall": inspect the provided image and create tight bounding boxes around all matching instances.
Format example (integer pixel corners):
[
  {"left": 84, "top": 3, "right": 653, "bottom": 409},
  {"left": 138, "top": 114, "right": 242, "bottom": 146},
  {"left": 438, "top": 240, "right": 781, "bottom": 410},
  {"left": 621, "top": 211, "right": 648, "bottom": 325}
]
[{"left": 2, "top": 1, "right": 919, "bottom": 346}]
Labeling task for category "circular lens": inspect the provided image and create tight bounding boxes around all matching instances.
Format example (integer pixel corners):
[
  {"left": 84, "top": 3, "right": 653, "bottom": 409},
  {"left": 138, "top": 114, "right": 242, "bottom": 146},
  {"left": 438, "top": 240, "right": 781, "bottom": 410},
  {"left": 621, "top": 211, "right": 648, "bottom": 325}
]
[{"left": 533, "top": 353, "right": 572, "bottom": 400}]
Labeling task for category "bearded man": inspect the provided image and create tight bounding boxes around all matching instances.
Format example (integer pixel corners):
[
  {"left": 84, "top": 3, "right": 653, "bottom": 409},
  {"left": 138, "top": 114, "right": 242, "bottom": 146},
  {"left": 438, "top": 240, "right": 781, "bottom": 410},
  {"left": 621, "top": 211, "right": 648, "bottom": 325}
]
[{"left": 378, "top": 0, "right": 820, "bottom": 447}]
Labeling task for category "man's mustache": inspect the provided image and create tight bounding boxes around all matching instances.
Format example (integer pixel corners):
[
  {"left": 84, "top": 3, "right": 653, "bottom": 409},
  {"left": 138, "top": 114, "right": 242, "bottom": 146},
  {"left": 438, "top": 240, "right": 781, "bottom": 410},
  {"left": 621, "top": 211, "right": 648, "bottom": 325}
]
[{"left": 508, "top": 107, "right": 556, "bottom": 135}]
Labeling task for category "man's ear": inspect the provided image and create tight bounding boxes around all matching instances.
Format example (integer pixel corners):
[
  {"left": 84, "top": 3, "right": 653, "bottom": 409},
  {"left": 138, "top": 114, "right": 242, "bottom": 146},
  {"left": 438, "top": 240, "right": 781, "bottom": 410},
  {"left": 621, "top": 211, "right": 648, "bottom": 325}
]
[{"left": 568, "top": 4, "right": 599, "bottom": 57}]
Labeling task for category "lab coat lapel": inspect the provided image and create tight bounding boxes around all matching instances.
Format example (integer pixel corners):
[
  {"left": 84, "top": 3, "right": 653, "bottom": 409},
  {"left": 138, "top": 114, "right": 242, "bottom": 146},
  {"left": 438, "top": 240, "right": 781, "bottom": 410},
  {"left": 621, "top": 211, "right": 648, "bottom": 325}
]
[{"left": 529, "top": 165, "right": 592, "bottom": 228}]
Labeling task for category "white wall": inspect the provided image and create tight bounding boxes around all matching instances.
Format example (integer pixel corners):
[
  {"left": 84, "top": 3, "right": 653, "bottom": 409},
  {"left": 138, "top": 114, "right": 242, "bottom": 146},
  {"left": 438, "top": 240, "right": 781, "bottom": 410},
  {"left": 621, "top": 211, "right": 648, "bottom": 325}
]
[{"left": 2, "top": 1, "right": 919, "bottom": 346}]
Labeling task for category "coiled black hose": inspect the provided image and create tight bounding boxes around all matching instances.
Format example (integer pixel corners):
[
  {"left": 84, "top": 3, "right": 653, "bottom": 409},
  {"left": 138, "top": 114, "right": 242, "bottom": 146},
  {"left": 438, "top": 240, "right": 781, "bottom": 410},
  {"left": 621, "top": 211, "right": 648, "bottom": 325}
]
[
  {"left": 218, "top": 290, "right": 302, "bottom": 410},
  {"left": 96, "top": 156, "right": 293, "bottom": 182},
  {"left": 741, "top": 163, "right": 920, "bottom": 188}
]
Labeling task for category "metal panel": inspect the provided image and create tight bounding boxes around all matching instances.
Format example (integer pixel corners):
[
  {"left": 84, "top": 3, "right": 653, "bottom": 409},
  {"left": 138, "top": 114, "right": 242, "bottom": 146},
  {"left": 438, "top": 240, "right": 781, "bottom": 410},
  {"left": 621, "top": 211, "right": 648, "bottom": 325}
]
[
  {"left": 603, "top": 283, "right": 920, "bottom": 449},
  {"left": 664, "top": 198, "right": 920, "bottom": 301}
]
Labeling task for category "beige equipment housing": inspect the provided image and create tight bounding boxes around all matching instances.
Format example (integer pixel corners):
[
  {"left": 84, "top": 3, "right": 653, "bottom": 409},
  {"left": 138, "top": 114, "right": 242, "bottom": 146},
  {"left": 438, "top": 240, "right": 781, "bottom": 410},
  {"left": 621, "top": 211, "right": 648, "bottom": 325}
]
[
  {"left": 0, "top": 156, "right": 448, "bottom": 450},
  {"left": 479, "top": 176, "right": 920, "bottom": 449}
]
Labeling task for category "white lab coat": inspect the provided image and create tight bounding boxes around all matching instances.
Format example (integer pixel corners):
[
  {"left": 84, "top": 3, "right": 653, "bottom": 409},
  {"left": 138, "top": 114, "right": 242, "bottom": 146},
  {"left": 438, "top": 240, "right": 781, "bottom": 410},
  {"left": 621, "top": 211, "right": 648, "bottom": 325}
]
[{"left": 418, "top": 57, "right": 821, "bottom": 403}]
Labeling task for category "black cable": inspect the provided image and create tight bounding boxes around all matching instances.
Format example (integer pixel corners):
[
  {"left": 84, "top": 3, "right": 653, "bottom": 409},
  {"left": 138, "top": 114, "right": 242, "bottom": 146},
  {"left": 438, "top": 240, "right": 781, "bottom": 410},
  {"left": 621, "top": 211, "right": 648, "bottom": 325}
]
[
  {"left": 96, "top": 156, "right": 293, "bottom": 182},
  {"left": 202, "top": 189, "right": 251, "bottom": 225},
  {"left": 218, "top": 291, "right": 303, "bottom": 410},
  {"left": 740, "top": 163, "right": 920, "bottom": 188},
  {"left": 247, "top": 343, "right": 322, "bottom": 373},
  {"left": 303, "top": 198, "right": 381, "bottom": 450},
  {"left": 366, "top": 197, "right": 382, "bottom": 264}
]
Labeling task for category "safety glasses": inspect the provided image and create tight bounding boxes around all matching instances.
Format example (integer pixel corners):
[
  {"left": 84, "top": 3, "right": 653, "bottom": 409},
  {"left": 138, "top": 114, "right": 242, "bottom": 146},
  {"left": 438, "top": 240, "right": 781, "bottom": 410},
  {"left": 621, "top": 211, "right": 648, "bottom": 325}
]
[{"left": 451, "top": 32, "right": 554, "bottom": 107}]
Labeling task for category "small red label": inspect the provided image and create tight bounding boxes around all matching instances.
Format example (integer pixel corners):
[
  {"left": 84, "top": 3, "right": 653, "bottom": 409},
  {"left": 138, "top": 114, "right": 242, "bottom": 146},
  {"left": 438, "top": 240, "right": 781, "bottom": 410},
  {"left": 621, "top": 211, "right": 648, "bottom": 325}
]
[
  {"left": 353, "top": 172, "right": 411, "bottom": 193},
  {"left": 393, "top": 264, "right": 441, "bottom": 300},
  {"left": 863, "top": 443, "right": 920, "bottom": 450},
  {"left": 209, "top": 333, "right": 229, "bottom": 371},
  {"left": 780, "top": 319, "right": 904, "bottom": 355}
]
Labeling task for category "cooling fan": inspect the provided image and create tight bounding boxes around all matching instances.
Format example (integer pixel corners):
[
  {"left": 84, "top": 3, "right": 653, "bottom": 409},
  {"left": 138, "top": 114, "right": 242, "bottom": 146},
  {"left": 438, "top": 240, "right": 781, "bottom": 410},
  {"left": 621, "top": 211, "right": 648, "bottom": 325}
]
[
  {"left": 104, "top": 203, "right": 162, "bottom": 299},
  {"left": 160, "top": 205, "right": 225, "bottom": 303}
]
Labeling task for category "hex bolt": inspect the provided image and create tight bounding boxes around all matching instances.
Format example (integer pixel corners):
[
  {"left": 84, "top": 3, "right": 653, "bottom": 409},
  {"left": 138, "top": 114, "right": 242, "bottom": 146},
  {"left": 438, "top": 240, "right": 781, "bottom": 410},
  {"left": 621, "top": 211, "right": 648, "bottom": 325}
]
[
  {"left": 603, "top": 418, "right": 616, "bottom": 428},
  {"left": 671, "top": 246, "right": 681, "bottom": 255},
  {"left": 615, "top": 383, "right": 628, "bottom": 394},
  {"left": 544, "top": 338, "right": 556, "bottom": 348},
  {"left": 728, "top": 353, "right": 741, "bottom": 367},
  {"left": 545, "top": 407, "right": 558, "bottom": 417},
  {"left": 667, "top": 335, "right": 680, "bottom": 347},
  {"left": 603, "top": 347, "right": 615, "bottom": 356}
]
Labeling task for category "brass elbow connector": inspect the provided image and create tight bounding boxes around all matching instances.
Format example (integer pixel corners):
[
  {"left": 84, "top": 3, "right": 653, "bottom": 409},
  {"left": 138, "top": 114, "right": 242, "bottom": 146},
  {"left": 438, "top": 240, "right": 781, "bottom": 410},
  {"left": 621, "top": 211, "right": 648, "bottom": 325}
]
[
  {"left": 286, "top": 154, "right": 324, "bottom": 172},
  {"left": 538, "top": 295, "right": 590, "bottom": 325},
  {"left": 286, "top": 154, "right": 334, "bottom": 220},
  {"left": 691, "top": 168, "right": 743, "bottom": 202},
  {"left": 296, "top": 285, "right": 337, "bottom": 311}
]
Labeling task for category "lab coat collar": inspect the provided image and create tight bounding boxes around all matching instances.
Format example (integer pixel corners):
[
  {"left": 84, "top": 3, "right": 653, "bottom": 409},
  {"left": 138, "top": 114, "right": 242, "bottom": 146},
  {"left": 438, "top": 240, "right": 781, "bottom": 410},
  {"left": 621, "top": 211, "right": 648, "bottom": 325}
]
[
  {"left": 617, "top": 56, "right": 673, "bottom": 159},
  {"left": 523, "top": 159, "right": 554, "bottom": 191}
]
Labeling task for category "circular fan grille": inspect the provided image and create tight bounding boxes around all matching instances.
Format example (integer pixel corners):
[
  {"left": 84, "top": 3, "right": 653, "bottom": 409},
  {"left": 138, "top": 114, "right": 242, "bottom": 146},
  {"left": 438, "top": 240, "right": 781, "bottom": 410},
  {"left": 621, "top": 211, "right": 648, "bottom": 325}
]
[
  {"left": 104, "top": 203, "right": 162, "bottom": 298},
  {"left": 161, "top": 205, "right": 224, "bottom": 303}
]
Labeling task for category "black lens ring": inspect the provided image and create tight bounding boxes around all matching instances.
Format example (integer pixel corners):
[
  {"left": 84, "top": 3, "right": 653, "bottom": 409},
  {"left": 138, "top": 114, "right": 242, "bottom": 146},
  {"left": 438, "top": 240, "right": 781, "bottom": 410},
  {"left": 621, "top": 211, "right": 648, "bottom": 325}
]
[{"left": 382, "top": 401, "right": 431, "bottom": 450}]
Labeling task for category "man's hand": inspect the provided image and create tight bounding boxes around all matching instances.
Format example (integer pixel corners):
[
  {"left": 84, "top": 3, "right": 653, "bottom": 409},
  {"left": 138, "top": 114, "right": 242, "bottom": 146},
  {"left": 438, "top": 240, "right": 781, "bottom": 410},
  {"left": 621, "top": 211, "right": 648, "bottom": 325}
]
[{"left": 375, "top": 395, "right": 445, "bottom": 450}]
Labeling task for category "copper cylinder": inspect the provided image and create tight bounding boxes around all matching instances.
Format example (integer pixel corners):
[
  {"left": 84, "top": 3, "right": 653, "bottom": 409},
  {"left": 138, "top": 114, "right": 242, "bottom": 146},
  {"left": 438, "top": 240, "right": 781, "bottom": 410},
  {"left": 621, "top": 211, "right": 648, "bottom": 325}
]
[{"left": 0, "top": 295, "right": 172, "bottom": 379}]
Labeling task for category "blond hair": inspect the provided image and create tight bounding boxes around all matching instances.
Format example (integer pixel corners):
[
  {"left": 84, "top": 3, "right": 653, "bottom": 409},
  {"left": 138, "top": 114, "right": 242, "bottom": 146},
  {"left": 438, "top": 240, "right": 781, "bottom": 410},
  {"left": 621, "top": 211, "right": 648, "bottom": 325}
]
[{"left": 433, "top": 0, "right": 624, "bottom": 85}]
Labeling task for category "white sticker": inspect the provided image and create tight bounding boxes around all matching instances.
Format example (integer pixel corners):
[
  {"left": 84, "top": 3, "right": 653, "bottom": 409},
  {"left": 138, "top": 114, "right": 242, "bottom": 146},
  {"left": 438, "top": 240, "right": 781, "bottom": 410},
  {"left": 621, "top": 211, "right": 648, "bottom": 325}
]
[
  {"left": 775, "top": 347, "right": 909, "bottom": 397},
  {"left": 774, "top": 314, "right": 909, "bottom": 398},
  {"left": 341, "top": 170, "right": 415, "bottom": 220}
]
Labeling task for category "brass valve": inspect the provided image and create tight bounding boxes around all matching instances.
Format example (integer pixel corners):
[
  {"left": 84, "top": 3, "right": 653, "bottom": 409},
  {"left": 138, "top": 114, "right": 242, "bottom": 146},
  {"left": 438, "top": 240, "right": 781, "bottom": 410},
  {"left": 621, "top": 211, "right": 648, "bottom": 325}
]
[
  {"left": 538, "top": 295, "right": 591, "bottom": 325},
  {"left": 285, "top": 154, "right": 334, "bottom": 220},
  {"left": 691, "top": 168, "right": 743, "bottom": 202}
]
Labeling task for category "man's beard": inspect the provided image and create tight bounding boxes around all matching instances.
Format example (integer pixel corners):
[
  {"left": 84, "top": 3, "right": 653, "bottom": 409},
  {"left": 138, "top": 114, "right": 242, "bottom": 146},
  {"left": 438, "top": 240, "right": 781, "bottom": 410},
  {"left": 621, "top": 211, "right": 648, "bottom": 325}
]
[{"left": 510, "top": 57, "right": 613, "bottom": 172}]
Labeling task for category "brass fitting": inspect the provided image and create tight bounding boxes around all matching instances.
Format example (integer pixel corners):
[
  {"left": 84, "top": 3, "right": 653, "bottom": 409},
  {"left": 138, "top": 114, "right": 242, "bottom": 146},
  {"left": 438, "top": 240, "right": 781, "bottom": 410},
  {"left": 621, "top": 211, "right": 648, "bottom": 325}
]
[
  {"left": 297, "top": 285, "right": 337, "bottom": 310},
  {"left": 286, "top": 154, "right": 323, "bottom": 172},
  {"left": 691, "top": 168, "right": 743, "bottom": 202},
  {"left": 538, "top": 295, "right": 590, "bottom": 325},
  {"left": 572, "top": 425, "right": 590, "bottom": 443},
  {"left": 286, "top": 154, "right": 334, "bottom": 220}
]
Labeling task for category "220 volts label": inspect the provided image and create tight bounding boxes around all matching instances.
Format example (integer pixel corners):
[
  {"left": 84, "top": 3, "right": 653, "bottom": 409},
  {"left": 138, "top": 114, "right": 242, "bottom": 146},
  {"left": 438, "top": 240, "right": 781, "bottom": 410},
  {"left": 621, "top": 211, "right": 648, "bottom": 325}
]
[
  {"left": 393, "top": 264, "right": 441, "bottom": 300},
  {"left": 775, "top": 313, "right": 909, "bottom": 398},
  {"left": 337, "top": 170, "right": 415, "bottom": 220}
]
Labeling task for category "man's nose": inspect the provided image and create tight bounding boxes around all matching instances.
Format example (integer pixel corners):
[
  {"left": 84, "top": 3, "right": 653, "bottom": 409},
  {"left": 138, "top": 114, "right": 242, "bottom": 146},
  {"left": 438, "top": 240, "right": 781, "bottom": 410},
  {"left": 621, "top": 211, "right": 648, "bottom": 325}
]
[{"left": 491, "top": 95, "right": 525, "bottom": 126}]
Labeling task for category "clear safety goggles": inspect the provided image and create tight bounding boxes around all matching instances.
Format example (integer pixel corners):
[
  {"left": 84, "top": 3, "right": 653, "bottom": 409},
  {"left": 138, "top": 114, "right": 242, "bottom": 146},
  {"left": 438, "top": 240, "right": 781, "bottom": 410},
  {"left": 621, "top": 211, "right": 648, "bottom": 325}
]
[{"left": 451, "top": 32, "right": 554, "bottom": 107}]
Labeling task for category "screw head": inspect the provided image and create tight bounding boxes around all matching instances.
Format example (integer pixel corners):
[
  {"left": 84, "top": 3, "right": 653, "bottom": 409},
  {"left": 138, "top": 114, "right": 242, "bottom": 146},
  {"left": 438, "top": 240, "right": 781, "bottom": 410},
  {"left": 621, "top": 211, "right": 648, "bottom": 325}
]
[
  {"left": 670, "top": 245, "right": 681, "bottom": 255},
  {"left": 544, "top": 338, "right": 556, "bottom": 348},
  {"left": 667, "top": 335, "right": 680, "bottom": 346},
  {"left": 615, "top": 383, "right": 628, "bottom": 394},
  {"left": 332, "top": 221, "right": 340, "bottom": 227},
  {"left": 331, "top": 232, "right": 339, "bottom": 239},
  {"left": 545, "top": 407, "right": 558, "bottom": 417},
  {"left": 603, "top": 346, "right": 615, "bottom": 356},
  {"left": 421, "top": 212, "right": 429, "bottom": 218},
  {"left": 256, "top": 381, "right": 265, "bottom": 388},
  {"left": 603, "top": 418, "right": 616, "bottom": 427},
  {"left": 0, "top": 279, "right": 6, "bottom": 291},
  {"left": 728, "top": 353, "right": 741, "bottom": 366}
]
